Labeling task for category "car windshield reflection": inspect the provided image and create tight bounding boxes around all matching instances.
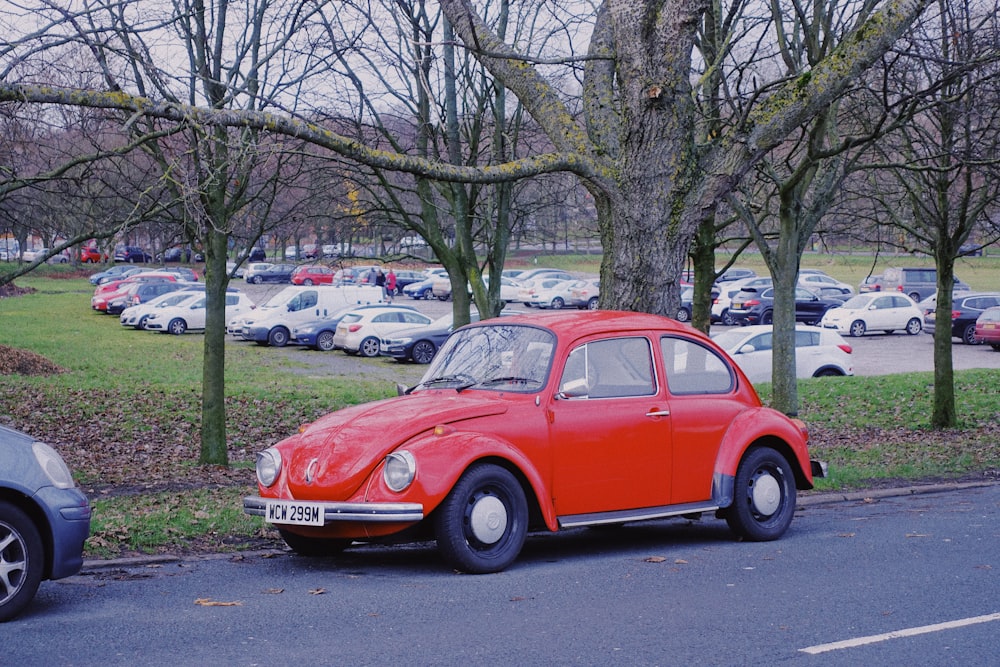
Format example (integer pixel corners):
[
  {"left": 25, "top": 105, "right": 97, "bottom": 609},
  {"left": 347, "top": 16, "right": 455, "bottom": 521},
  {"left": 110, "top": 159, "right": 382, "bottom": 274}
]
[{"left": 417, "top": 324, "right": 556, "bottom": 393}]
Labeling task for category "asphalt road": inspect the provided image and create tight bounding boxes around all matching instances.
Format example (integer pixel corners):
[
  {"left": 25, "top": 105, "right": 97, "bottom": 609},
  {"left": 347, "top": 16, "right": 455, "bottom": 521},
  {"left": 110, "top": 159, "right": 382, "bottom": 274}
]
[{"left": 5, "top": 484, "right": 998, "bottom": 666}]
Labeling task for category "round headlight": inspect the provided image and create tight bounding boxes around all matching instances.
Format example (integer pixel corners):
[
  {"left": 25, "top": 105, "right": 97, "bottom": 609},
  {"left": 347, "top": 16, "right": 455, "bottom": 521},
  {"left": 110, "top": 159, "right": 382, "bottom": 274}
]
[
  {"left": 383, "top": 451, "right": 416, "bottom": 492},
  {"left": 256, "top": 448, "right": 282, "bottom": 487},
  {"left": 32, "top": 442, "right": 76, "bottom": 489}
]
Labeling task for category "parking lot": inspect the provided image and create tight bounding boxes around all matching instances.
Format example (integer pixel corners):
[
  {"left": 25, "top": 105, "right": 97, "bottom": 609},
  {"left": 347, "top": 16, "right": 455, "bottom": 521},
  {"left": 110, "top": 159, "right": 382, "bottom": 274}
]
[{"left": 236, "top": 280, "right": 1000, "bottom": 380}]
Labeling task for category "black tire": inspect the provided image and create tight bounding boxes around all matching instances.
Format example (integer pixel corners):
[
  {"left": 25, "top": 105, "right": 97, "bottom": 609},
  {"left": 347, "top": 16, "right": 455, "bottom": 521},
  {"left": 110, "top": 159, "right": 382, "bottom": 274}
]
[
  {"left": 359, "top": 336, "right": 380, "bottom": 357},
  {"left": 278, "top": 529, "right": 350, "bottom": 558},
  {"left": 437, "top": 294, "right": 450, "bottom": 302},
  {"left": 303, "top": 279, "right": 314, "bottom": 285},
  {"left": 908, "top": 292, "right": 921, "bottom": 302},
  {"left": 724, "top": 447, "right": 797, "bottom": 541},
  {"left": 420, "top": 288, "right": 433, "bottom": 300},
  {"left": 760, "top": 311, "right": 773, "bottom": 325},
  {"left": 268, "top": 327, "right": 290, "bottom": 347},
  {"left": 905, "top": 318, "right": 922, "bottom": 335},
  {"left": 551, "top": 297, "right": 564, "bottom": 310},
  {"left": 315, "top": 331, "right": 336, "bottom": 352},
  {"left": 250, "top": 275, "right": 262, "bottom": 285},
  {"left": 587, "top": 297, "right": 598, "bottom": 310},
  {"left": 849, "top": 319, "right": 867, "bottom": 337},
  {"left": 434, "top": 463, "right": 528, "bottom": 573},
  {"left": 721, "top": 309, "right": 736, "bottom": 326},
  {"left": 0, "top": 501, "right": 45, "bottom": 622},
  {"left": 411, "top": 340, "right": 436, "bottom": 364},
  {"left": 813, "top": 368, "right": 844, "bottom": 377},
  {"left": 991, "top": 343, "right": 1000, "bottom": 351},
  {"left": 136, "top": 315, "right": 150, "bottom": 330},
  {"left": 962, "top": 323, "right": 981, "bottom": 345},
  {"left": 167, "top": 318, "right": 187, "bottom": 335},
  {"left": 675, "top": 307, "right": 690, "bottom": 322}
]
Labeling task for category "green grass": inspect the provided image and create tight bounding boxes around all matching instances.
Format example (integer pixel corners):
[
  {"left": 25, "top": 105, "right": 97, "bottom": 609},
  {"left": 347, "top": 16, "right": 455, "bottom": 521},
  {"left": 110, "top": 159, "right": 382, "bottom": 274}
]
[{"left": 2, "top": 265, "right": 999, "bottom": 557}]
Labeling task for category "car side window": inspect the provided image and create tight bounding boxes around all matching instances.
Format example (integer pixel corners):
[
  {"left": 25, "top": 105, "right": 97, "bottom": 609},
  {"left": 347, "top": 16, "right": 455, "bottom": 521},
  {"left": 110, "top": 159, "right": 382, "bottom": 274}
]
[
  {"left": 558, "top": 337, "right": 655, "bottom": 399},
  {"left": 660, "top": 336, "right": 734, "bottom": 395},
  {"left": 746, "top": 333, "right": 772, "bottom": 352},
  {"left": 795, "top": 330, "right": 819, "bottom": 347}
]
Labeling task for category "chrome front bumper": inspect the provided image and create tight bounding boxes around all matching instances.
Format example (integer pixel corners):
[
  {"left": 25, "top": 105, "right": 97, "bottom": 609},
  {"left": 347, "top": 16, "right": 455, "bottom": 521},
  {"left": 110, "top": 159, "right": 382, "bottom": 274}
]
[{"left": 243, "top": 497, "right": 424, "bottom": 524}]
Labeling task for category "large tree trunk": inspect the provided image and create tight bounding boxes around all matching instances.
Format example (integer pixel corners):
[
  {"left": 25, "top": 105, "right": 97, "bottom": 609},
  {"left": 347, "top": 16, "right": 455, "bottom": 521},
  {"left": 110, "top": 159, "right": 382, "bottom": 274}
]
[{"left": 200, "top": 228, "right": 230, "bottom": 465}]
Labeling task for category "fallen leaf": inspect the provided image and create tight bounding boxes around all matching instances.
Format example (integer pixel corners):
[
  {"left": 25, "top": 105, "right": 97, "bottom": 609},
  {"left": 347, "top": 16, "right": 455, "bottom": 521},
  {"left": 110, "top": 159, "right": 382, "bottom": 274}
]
[
  {"left": 675, "top": 559, "right": 688, "bottom": 565},
  {"left": 263, "top": 588, "right": 284, "bottom": 594},
  {"left": 838, "top": 532, "right": 856, "bottom": 538},
  {"left": 308, "top": 588, "right": 326, "bottom": 595},
  {"left": 906, "top": 533, "right": 930, "bottom": 538},
  {"left": 195, "top": 598, "right": 242, "bottom": 607},
  {"left": 644, "top": 556, "right": 667, "bottom": 563}
]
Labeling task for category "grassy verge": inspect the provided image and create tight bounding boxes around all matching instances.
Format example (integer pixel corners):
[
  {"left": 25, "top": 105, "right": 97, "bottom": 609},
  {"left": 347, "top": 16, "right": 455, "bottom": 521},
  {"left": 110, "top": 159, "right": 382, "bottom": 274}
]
[{"left": 2, "top": 267, "right": 998, "bottom": 558}]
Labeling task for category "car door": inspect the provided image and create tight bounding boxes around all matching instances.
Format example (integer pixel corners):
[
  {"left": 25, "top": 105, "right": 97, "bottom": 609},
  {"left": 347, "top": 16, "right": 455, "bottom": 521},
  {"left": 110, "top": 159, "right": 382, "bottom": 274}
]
[
  {"left": 866, "top": 295, "right": 896, "bottom": 330},
  {"left": 795, "top": 287, "right": 829, "bottom": 322},
  {"left": 549, "top": 336, "right": 672, "bottom": 516},
  {"left": 730, "top": 332, "right": 773, "bottom": 384}
]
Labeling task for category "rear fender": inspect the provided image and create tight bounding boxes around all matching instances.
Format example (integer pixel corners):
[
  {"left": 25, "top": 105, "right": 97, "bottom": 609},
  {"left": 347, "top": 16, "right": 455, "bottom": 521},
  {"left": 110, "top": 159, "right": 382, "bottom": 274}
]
[{"left": 712, "top": 408, "right": 814, "bottom": 507}]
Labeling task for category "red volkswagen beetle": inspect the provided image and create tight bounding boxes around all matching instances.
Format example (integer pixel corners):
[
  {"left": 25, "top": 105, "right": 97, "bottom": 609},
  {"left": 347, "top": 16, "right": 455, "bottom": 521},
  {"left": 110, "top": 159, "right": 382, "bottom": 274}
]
[{"left": 245, "top": 311, "right": 824, "bottom": 573}]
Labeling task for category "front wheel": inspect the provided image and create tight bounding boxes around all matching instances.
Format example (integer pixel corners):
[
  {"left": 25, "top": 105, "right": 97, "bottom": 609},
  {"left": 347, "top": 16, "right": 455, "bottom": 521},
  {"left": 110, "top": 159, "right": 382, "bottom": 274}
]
[
  {"left": 675, "top": 307, "right": 690, "bottom": 322},
  {"left": 760, "top": 311, "right": 773, "bottom": 325},
  {"left": 434, "top": 464, "right": 528, "bottom": 573},
  {"left": 724, "top": 447, "right": 796, "bottom": 541},
  {"left": 905, "top": 318, "right": 922, "bottom": 335},
  {"left": 359, "top": 336, "right": 380, "bottom": 357},
  {"left": 0, "top": 501, "right": 45, "bottom": 622},
  {"left": 411, "top": 340, "right": 436, "bottom": 364},
  {"left": 587, "top": 297, "right": 598, "bottom": 310},
  {"left": 849, "top": 319, "right": 867, "bottom": 337},
  {"left": 268, "top": 327, "right": 290, "bottom": 347},
  {"left": 167, "top": 318, "right": 187, "bottom": 335},
  {"left": 550, "top": 297, "right": 564, "bottom": 310},
  {"left": 962, "top": 323, "right": 981, "bottom": 345},
  {"left": 315, "top": 331, "right": 336, "bottom": 351}
]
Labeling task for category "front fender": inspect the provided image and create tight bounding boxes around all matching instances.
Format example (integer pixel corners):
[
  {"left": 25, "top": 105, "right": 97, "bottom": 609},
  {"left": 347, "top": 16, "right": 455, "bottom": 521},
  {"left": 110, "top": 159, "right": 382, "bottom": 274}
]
[
  {"left": 712, "top": 408, "right": 813, "bottom": 505},
  {"left": 366, "top": 430, "right": 558, "bottom": 531}
]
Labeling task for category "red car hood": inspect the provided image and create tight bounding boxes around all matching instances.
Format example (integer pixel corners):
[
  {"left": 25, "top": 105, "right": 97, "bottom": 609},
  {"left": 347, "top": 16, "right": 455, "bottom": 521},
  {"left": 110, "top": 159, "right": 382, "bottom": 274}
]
[{"left": 282, "top": 391, "right": 509, "bottom": 499}]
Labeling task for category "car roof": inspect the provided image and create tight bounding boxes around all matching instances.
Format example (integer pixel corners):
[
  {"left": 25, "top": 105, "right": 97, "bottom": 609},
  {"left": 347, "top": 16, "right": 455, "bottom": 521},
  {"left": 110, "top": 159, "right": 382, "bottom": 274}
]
[{"left": 462, "top": 309, "right": 695, "bottom": 340}]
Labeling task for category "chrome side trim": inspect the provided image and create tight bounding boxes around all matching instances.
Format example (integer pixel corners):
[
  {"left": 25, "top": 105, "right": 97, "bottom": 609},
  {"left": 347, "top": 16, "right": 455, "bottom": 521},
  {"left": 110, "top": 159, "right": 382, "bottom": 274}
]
[
  {"left": 243, "top": 497, "right": 424, "bottom": 523},
  {"left": 558, "top": 501, "right": 721, "bottom": 529}
]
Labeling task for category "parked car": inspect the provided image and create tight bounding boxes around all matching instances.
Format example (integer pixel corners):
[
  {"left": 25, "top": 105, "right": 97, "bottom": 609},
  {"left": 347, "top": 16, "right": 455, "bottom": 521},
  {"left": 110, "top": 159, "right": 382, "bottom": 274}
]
[
  {"left": 247, "top": 247, "right": 267, "bottom": 262},
  {"left": 120, "top": 289, "right": 205, "bottom": 329},
  {"left": 879, "top": 266, "right": 970, "bottom": 302},
  {"left": 333, "top": 305, "right": 434, "bottom": 357},
  {"left": 431, "top": 275, "right": 454, "bottom": 300},
  {"left": 712, "top": 276, "right": 773, "bottom": 325},
  {"left": 568, "top": 279, "right": 600, "bottom": 310},
  {"left": 379, "top": 308, "right": 516, "bottom": 364},
  {"left": 21, "top": 247, "right": 49, "bottom": 263},
  {"left": 0, "top": 424, "right": 91, "bottom": 622},
  {"left": 402, "top": 268, "right": 448, "bottom": 300},
  {"left": 145, "top": 292, "right": 255, "bottom": 334},
  {"left": 820, "top": 293, "right": 924, "bottom": 337},
  {"left": 244, "top": 311, "right": 824, "bottom": 573},
  {"left": 728, "top": 286, "right": 841, "bottom": 326},
  {"left": 293, "top": 305, "right": 415, "bottom": 352},
  {"left": 798, "top": 272, "right": 855, "bottom": 297},
  {"left": 528, "top": 279, "right": 580, "bottom": 309},
  {"left": 712, "top": 324, "right": 853, "bottom": 383},
  {"left": 158, "top": 266, "right": 199, "bottom": 282},
  {"left": 509, "top": 268, "right": 573, "bottom": 285},
  {"left": 515, "top": 277, "right": 577, "bottom": 306},
  {"left": 91, "top": 272, "right": 179, "bottom": 311},
  {"left": 676, "top": 286, "right": 695, "bottom": 322},
  {"left": 858, "top": 274, "right": 882, "bottom": 293},
  {"left": 291, "top": 265, "right": 336, "bottom": 285},
  {"left": 78, "top": 244, "right": 106, "bottom": 263},
  {"left": 113, "top": 246, "right": 153, "bottom": 263},
  {"left": 241, "top": 262, "right": 274, "bottom": 283},
  {"left": 924, "top": 292, "right": 1000, "bottom": 344},
  {"left": 241, "top": 285, "right": 385, "bottom": 346},
  {"left": 390, "top": 270, "right": 425, "bottom": 295},
  {"left": 89, "top": 265, "right": 142, "bottom": 285},
  {"left": 105, "top": 280, "right": 191, "bottom": 316},
  {"left": 332, "top": 265, "right": 379, "bottom": 286},
  {"left": 245, "top": 263, "right": 296, "bottom": 284},
  {"left": 974, "top": 306, "right": 1000, "bottom": 349},
  {"left": 717, "top": 267, "right": 756, "bottom": 283}
]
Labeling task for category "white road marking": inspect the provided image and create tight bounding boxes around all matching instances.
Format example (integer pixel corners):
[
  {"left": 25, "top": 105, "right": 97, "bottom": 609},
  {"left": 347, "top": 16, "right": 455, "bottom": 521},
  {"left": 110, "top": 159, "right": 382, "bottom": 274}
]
[{"left": 800, "top": 612, "right": 1000, "bottom": 655}]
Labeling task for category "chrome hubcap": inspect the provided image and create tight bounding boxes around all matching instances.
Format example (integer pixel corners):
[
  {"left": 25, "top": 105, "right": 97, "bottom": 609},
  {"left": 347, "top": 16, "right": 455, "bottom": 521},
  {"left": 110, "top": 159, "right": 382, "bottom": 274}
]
[
  {"left": 469, "top": 495, "right": 507, "bottom": 545},
  {"left": 750, "top": 472, "right": 781, "bottom": 516}
]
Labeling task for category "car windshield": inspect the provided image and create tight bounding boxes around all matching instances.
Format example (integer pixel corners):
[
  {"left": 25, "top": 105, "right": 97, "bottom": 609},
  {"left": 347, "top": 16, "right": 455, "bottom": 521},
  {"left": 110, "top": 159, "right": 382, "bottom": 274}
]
[
  {"left": 416, "top": 324, "right": 556, "bottom": 393},
  {"left": 840, "top": 295, "right": 870, "bottom": 309}
]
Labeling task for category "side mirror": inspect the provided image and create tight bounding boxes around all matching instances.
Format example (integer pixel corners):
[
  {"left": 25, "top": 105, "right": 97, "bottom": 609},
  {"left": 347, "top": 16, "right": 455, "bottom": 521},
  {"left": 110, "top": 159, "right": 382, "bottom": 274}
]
[{"left": 738, "top": 344, "right": 756, "bottom": 355}]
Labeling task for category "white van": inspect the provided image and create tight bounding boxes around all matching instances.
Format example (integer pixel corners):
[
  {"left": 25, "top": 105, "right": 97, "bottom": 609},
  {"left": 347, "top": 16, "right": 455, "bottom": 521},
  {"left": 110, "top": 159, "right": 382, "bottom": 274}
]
[{"left": 240, "top": 285, "right": 384, "bottom": 346}]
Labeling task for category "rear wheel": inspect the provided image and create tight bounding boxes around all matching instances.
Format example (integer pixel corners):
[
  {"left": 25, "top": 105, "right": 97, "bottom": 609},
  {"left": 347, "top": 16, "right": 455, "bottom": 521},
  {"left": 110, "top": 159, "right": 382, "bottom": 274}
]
[
  {"left": 268, "top": 327, "right": 290, "bottom": 347},
  {"left": 724, "top": 448, "right": 796, "bottom": 541},
  {"left": 849, "top": 319, "right": 867, "bottom": 337},
  {"left": 905, "top": 318, "right": 922, "bottom": 335},
  {"left": 167, "top": 318, "right": 187, "bottom": 335},
  {"left": 411, "top": 340, "right": 436, "bottom": 364},
  {"left": 675, "top": 307, "right": 690, "bottom": 322},
  {"left": 551, "top": 297, "right": 564, "bottom": 310},
  {"left": 908, "top": 292, "right": 921, "bottom": 302},
  {"left": 587, "top": 297, "right": 598, "bottom": 310},
  {"left": 760, "top": 311, "right": 773, "bottom": 325},
  {"left": 721, "top": 309, "right": 735, "bottom": 326},
  {"left": 359, "top": 336, "right": 380, "bottom": 357},
  {"left": 315, "top": 331, "right": 336, "bottom": 351},
  {"left": 434, "top": 464, "right": 528, "bottom": 574},
  {"left": 0, "top": 501, "right": 44, "bottom": 622}
]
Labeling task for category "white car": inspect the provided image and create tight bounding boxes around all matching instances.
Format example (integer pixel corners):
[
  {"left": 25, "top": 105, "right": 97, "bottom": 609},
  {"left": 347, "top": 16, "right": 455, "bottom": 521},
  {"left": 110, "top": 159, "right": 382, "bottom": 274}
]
[
  {"left": 333, "top": 306, "right": 433, "bottom": 357},
  {"left": 528, "top": 279, "right": 580, "bottom": 309},
  {"left": 119, "top": 290, "right": 204, "bottom": 329},
  {"left": 798, "top": 272, "right": 855, "bottom": 297},
  {"left": 242, "top": 262, "right": 273, "bottom": 283},
  {"left": 568, "top": 279, "right": 600, "bottom": 309},
  {"left": 516, "top": 277, "right": 572, "bottom": 306},
  {"left": 712, "top": 324, "right": 854, "bottom": 384},
  {"left": 145, "top": 292, "right": 255, "bottom": 334},
  {"left": 820, "top": 293, "right": 923, "bottom": 337}
]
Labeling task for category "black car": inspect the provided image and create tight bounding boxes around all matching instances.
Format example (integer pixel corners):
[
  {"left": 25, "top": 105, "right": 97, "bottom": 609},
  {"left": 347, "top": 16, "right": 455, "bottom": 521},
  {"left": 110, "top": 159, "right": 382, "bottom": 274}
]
[
  {"left": 729, "top": 286, "right": 843, "bottom": 326},
  {"left": 390, "top": 270, "right": 425, "bottom": 295},
  {"left": 923, "top": 292, "right": 1000, "bottom": 344},
  {"left": 380, "top": 309, "right": 520, "bottom": 364},
  {"left": 113, "top": 246, "right": 152, "bottom": 263},
  {"left": 246, "top": 263, "right": 297, "bottom": 284},
  {"left": 248, "top": 247, "right": 267, "bottom": 262}
]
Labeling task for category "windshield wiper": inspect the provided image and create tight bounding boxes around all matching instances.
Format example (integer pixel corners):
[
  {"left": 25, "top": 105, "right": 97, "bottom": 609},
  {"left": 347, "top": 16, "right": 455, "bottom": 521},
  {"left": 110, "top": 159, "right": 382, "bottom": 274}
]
[
  {"left": 411, "top": 374, "right": 478, "bottom": 392},
  {"left": 475, "top": 376, "right": 538, "bottom": 387}
]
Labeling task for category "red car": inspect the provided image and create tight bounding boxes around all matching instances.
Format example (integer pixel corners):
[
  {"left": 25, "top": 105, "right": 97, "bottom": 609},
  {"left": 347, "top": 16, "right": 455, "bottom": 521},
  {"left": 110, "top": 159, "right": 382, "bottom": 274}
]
[
  {"left": 78, "top": 244, "right": 106, "bottom": 263},
  {"left": 90, "top": 272, "right": 179, "bottom": 311},
  {"left": 245, "top": 311, "right": 823, "bottom": 573},
  {"left": 975, "top": 306, "right": 1000, "bottom": 350},
  {"left": 290, "top": 265, "right": 335, "bottom": 285}
]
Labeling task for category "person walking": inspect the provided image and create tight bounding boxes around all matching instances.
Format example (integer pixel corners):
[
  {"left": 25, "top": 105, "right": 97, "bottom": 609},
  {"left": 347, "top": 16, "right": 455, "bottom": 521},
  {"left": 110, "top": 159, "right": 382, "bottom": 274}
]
[
  {"left": 375, "top": 268, "right": 387, "bottom": 301},
  {"left": 386, "top": 269, "right": 397, "bottom": 303}
]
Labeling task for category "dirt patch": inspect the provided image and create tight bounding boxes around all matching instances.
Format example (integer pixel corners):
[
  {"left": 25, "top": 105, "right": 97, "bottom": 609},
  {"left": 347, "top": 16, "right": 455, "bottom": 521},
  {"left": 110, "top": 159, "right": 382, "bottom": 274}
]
[
  {"left": 0, "top": 282, "right": 36, "bottom": 298},
  {"left": 0, "top": 344, "right": 67, "bottom": 376}
]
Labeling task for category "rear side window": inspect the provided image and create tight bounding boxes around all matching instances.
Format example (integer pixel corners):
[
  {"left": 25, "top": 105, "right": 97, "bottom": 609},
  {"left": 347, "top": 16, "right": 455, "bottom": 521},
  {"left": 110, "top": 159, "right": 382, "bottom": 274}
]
[{"left": 660, "top": 337, "right": 733, "bottom": 395}]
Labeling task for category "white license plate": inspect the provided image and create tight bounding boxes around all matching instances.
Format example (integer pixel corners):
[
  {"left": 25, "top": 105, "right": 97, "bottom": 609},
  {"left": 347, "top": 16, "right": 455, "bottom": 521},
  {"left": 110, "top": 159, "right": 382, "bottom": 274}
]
[{"left": 265, "top": 500, "right": 324, "bottom": 526}]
